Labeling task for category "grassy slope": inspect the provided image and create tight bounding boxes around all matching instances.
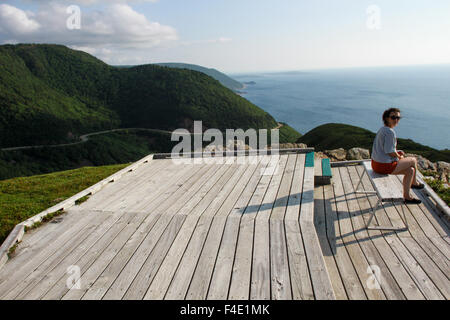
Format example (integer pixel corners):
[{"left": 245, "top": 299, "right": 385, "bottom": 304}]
[
  {"left": 297, "top": 123, "right": 450, "bottom": 162},
  {"left": 278, "top": 122, "right": 302, "bottom": 144},
  {"left": 0, "top": 164, "right": 128, "bottom": 245}
]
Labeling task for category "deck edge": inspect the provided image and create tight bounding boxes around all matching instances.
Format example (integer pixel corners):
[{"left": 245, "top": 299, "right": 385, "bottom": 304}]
[{"left": 0, "top": 153, "right": 155, "bottom": 271}]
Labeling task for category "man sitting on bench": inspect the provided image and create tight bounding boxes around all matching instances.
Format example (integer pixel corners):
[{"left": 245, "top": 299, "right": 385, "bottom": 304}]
[{"left": 371, "top": 107, "right": 424, "bottom": 204}]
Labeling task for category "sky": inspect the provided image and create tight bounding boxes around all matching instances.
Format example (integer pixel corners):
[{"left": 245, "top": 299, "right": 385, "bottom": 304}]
[{"left": 1, "top": 0, "right": 450, "bottom": 73}]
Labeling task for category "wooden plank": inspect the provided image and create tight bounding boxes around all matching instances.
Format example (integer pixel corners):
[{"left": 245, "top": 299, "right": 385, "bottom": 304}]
[
  {"left": 164, "top": 161, "right": 254, "bottom": 300},
  {"left": 362, "top": 161, "right": 403, "bottom": 200},
  {"left": 140, "top": 163, "right": 239, "bottom": 300},
  {"left": 0, "top": 161, "right": 172, "bottom": 280},
  {"left": 322, "top": 159, "right": 332, "bottom": 177},
  {"left": 270, "top": 154, "right": 296, "bottom": 300},
  {"left": 185, "top": 157, "right": 267, "bottom": 300},
  {"left": 0, "top": 154, "right": 155, "bottom": 271},
  {"left": 392, "top": 175, "right": 450, "bottom": 259},
  {"left": 250, "top": 155, "right": 292, "bottom": 300},
  {"left": 37, "top": 162, "right": 200, "bottom": 299},
  {"left": 59, "top": 162, "right": 216, "bottom": 299},
  {"left": 340, "top": 166, "right": 404, "bottom": 300},
  {"left": 314, "top": 158, "right": 322, "bottom": 177},
  {"left": 206, "top": 156, "right": 272, "bottom": 300},
  {"left": 0, "top": 209, "right": 113, "bottom": 298},
  {"left": 101, "top": 160, "right": 184, "bottom": 212},
  {"left": 62, "top": 163, "right": 220, "bottom": 300},
  {"left": 399, "top": 237, "right": 450, "bottom": 299},
  {"left": 355, "top": 166, "right": 444, "bottom": 299},
  {"left": 38, "top": 162, "right": 200, "bottom": 300},
  {"left": 99, "top": 213, "right": 186, "bottom": 300},
  {"left": 80, "top": 159, "right": 170, "bottom": 211},
  {"left": 392, "top": 179, "right": 450, "bottom": 276},
  {"left": 314, "top": 185, "right": 348, "bottom": 300},
  {"left": 349, "top": 166, "right": 424, "bottom": 300},
  {"left": 0, "top": 213, "right": 118, "bottom": 299},
  {"left": 324, "top": 174, "right": 367, "bottom": 300},
  {"left": 305, "top": 152, "right": 314, "bottom": 167},
  {"left": 383, "top": 235, "right": 445, "bottom": 299},
  {"left": 333, "top": 167, "right": 386, "bottom": 300},
  {"left": 228, "top": 155, "right": 288, "bottom": 300},
  {"left": 299, "top": 166, "right": 335, "bottom": 300},
  {"left": 15, "top": 209, "right": 143, "bottom": 300}
]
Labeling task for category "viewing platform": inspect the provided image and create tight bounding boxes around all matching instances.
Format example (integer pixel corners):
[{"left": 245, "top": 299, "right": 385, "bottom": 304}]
[{"left": 0, "top": 149, "right": 448, "bottom": 300}]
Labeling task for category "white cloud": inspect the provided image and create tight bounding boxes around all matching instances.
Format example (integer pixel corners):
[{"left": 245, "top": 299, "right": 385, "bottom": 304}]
[
  {"left": 22, "top": 0, "right": 159, "bottom": 5},
  {"left": 0, "top": 4, "right": 40, "bottom": 34},
  {"left": 0, "top": 3, "right": 176, "bottom": 48}
]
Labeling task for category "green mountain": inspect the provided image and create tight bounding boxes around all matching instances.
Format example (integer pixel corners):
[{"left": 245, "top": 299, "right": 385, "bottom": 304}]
[
  {"left": 297, "top": 123, "right": 450, "bottom": 162},
  {"left": 0, "top": 44, "right": 276, "bottom": 148},
  {"left": 155, "top": 63, "right": 244, "bottom": 91}
]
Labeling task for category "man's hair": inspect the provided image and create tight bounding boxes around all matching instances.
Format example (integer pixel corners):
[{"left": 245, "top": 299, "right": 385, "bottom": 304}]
[{"left": 382, "top": 108, "right": 401, "bottom": 125}]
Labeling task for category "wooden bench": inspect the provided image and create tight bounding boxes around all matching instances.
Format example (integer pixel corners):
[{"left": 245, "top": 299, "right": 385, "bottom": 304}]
[
  {"left": 315, "top": 158, "right": 332, "bottom": 186},
  {"left": 355, "top": 161, "right": 408, "bottom": 231}
]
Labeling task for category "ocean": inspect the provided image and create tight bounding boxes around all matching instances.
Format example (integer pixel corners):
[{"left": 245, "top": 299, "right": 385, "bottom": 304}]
[{"left": 232, "top": 65, "right": 450, "bottom": 150}]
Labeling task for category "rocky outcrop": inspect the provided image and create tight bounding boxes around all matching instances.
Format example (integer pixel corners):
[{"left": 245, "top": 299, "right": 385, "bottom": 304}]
[
  {"left": 405, "top": 153, "right": 449, "bottom": 183},
  {"left": 203, "top": 141, "right": 449, "bottom": 185},
  {"left": 324, "top": 148, "right": 347, "bottom": 161},
  {"left": 347, "top": 147, "right": 371, "bottom": 160}
]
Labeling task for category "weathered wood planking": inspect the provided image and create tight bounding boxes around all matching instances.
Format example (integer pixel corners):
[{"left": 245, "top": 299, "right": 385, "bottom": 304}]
[
  {"left": 285, "top": 153, "right": 315, "bottom": 300},
  {"left": 186, "top": 157, "right": 269, "bottom": 300},
  {"left": 361, "top": 161, "right": 404, "bottom": 201},
  {"left": 355, "top": 165, "right": 445, "bottom": 300},
  {"left": 299, "top": 164, "right": 335, "bottom": 300},
  {"left": 314, "top": 185, "right": 348, "bottom": 300},
  {"left": 207, "top": 155, "right": 272, "bottom": 300},
  {"left": 80, "top": 159, "right": 170, "bottom": 211},
  {"left": 347, "top": 166, "right": 416, "bottom": 300},
  {"left": 335, "top": 167, "right": 386, "bottom": 300},
  {"left": 246, "top": 155, "right": 288, "bottom": 300},
  {"left": 142, "top": 163, "right": 241, "bottom": 300},
  {"left": 0, "top": 208, "right": 116, "bottom": 298},
  {"left": 228, "top": 155, "right": 288, "bottom": 300},
  {"left": 39, "top": 162, "right": 203, "bottom": 300},
  {"left": 2, "top": 154, "right": 449, "bottom": 301},
  {"left": 340, "top": 166, "right": 404, "bottom": 299},
  {"left": 269, "top": 154, "right": 296, "bottom": 300},
  {"left": 58, "top": 163, "right": 213, "bottom": 300},
  {"left": 0, "top": 159, "right": 172, "bottom": 282},
  {"left": 324, "top": 177, "right": 367, "bottom": 299},
  {"left": 63, "top": 163, "right": 221, "bottom": 300},
  {"left": 164, "top": 161, "right": 257, "bottom": 300}
]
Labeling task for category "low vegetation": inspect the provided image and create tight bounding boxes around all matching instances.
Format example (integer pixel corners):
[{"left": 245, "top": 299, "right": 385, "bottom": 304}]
[
  {"left": 423, "top": 178, "right": 450, "bottom": 206},
  {"left": 0, "top": 164, "right": 128, "bottom": 245}
]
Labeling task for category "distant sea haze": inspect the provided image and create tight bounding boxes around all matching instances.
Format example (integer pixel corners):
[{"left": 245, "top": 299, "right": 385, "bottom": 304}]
[{"left": 233, "top": 65, "right": 450, "bottom": 150}]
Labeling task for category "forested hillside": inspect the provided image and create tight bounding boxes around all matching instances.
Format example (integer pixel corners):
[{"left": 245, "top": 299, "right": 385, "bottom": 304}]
[{"left": 0, "top": 44, "right": 277, "bottom": 148}]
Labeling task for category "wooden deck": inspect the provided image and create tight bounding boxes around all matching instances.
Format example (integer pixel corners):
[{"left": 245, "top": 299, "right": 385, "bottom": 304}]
[
  {"left": 0, "top": 154, "right": 448, "bottom": 300},
  {"left": 315, "top": 165, "right": 450, "bottom": 300}
]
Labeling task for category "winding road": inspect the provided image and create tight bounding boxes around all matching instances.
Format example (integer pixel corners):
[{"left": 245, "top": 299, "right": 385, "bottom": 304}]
[{"left": 1, "top": 124, "right": 283, "bottom": 152}]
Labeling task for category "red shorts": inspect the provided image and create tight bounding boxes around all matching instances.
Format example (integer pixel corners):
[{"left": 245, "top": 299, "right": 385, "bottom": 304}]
[{"left": 371, "top": 159, "right": 398, "bottom": 174}]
